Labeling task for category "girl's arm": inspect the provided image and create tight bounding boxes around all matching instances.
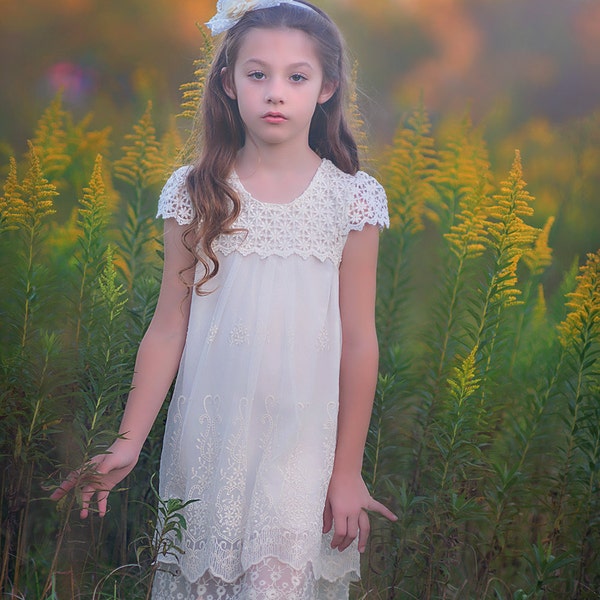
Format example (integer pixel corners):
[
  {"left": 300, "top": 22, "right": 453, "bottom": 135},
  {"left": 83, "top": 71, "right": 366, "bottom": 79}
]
[
  {"left": 323, "top": 224, "right": 397, "bottom": 552},
  {"left": 51, "top": 218, "right": 193, "bottom": 518}
]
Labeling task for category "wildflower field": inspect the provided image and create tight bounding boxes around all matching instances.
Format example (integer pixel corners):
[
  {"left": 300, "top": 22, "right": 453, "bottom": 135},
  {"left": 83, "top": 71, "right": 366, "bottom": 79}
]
[{"left": 1, "top": 37, "right": 600, "bottom": 600}]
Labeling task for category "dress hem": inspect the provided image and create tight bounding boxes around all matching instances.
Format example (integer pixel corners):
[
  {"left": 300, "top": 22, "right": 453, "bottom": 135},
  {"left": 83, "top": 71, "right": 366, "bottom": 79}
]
[{"left": 154, "top": 556, "right": 361, "bottom": 586}]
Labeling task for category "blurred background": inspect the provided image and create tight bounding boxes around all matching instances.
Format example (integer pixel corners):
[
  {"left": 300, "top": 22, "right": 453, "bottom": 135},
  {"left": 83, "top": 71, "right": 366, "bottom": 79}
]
[{"left": 1, "top": 0, "right": 599, "bottom": 277}]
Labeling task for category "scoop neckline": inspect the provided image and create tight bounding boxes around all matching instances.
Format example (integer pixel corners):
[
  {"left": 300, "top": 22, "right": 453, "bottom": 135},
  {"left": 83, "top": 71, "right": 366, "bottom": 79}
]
[{"left": 232, "top": 158, "right": 328, "bottom": 206}]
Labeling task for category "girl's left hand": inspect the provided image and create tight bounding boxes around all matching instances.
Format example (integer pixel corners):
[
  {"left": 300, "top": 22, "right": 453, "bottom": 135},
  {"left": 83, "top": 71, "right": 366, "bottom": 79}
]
[{"left": 323, "top": 471, "right": 397, "bottom": 553}]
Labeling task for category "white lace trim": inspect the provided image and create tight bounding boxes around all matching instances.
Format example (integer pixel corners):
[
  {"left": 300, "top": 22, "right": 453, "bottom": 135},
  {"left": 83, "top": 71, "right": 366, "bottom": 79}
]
[
  {"left": 156, "top": 160, "right": 389, "bottom": 265},
  {"left": 152, "top": 558, "right": 356, "bottom": 599},
  {"left": 156, "top": 165, "right": 194, "bottom": 225}
]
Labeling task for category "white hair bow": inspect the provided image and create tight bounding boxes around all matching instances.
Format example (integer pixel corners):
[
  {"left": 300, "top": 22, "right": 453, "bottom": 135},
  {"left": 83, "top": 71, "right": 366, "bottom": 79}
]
[{"left": 206, "top": 0, "right": 315, "bottom": 35}]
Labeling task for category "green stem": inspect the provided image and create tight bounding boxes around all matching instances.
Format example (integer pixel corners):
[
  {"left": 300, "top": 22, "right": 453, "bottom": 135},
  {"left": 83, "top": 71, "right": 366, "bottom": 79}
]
[{"left": 21, "top": 224, "right": 37, "bottom": 349}]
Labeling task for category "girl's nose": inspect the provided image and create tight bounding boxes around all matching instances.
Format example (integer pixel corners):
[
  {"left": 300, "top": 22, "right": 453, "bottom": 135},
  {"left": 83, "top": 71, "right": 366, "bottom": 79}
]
[
  {"left": 265, "top": 81, "right": 284, "bottom": 104},
  {"left": 265, "top": 92, "right": 284, "bottom": 104},
  {"left": 266, "top": 94, "right": 284, "bottom": 104}
]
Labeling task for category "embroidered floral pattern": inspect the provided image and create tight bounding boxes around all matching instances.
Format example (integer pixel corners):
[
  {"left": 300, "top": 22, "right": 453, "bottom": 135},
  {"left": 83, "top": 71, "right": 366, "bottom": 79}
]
[{"left": 229, "top": 321, "right": 250, "bottom": 346}]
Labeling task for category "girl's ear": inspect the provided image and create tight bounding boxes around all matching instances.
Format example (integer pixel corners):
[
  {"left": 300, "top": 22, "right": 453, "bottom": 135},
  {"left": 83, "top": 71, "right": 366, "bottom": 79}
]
[
  {"left": 318, "top": 80, "right": 338, "bottom": 105},
  {"left": 221, "top": 67, "right": 236, "bottom": 100}
]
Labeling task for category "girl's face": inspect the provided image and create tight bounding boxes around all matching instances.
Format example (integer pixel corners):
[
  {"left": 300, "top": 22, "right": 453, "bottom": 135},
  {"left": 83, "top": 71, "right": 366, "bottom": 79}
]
[{"left": 223, "top": 27, "right": 336, "bottom": 151}]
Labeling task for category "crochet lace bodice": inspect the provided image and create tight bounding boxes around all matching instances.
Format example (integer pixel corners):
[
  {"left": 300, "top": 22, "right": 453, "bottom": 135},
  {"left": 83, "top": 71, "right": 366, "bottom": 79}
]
[{"left": 157, "top": 159, "right": 389, "bottom": 265}]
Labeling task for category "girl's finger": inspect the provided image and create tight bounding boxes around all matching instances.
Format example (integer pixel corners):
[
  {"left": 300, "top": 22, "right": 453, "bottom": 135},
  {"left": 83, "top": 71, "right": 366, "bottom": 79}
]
[
  {"left": 97, "top": 490, "right": 109, "bottom": 518},
  {"left": 339, "top": 517, "right": 359, "bottom": 552},
  {"left": 322, "top": 501, "right": 333, "bottom": 534},
  {"left": 331, "top": 517, "right": 348, "bottom": 550},
  {"left": 50, "top": 470, "right": 80, "bottom": 500},
  {"left": 357, "top": 509, "right": 370, "bottom": 553},
  {"left": 368, "top": 498, "right": 398, "bottom": 522},
  {"left": 79, "top": 484, "right": 96, "bottom": 519}
]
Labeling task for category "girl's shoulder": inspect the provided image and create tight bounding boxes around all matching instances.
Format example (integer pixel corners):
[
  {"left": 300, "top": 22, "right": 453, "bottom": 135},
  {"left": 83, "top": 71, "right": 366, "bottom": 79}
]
[
  {"left": 156, "top": 165, "right": 194, "bottom": 225},
  {"left": 322, "top": 160, "right": 390, "bottom": 231}
]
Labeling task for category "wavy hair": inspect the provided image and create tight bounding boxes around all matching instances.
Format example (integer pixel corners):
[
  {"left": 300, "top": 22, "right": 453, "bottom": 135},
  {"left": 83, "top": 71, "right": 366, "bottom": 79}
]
[{"left": 184, "top": 1, "right": 359, "bottom": 294}]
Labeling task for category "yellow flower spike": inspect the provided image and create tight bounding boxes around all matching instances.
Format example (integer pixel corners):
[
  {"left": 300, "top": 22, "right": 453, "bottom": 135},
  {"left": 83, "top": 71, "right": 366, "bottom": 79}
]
[
  {"left": 31, "top": 94, "right": 72, "bottom": 181},
  {"left": 447, "top": 346, "right": 481, "bottom": 406},
  {"left": 81, "top": 155, "right": 108, "bottom": 214},
  {"left": 445, "top": 200, "right": 489, "bottom": 260},
  {"left": 439, "top": 119, "right": 495, "bottom": 265},
  {"left": 381, "top": 102, "right": 437, "bottom": 234},
  {"left": 12, "top": 144, "right": 59, "bottom": 349},
  {"left": 523, "top": 216, "right": 554, "bottom": 277},
  {"left": 434, "top": 115, "right": 493, "bottom": 222},
  {"left": 179, "top": 28, "right": 214, "bottom": 123},
  {"left": 16, "top": 143, "right": 58, "bottom": 231},
  {"left": 0, "top": 157, "right": 22, "bottom": 233},
  {"left": 114, "top": 101, "right": 166, "bottom": 190},
  {"left": 483, "top": 150, "right": 540, "bottom": 309},
  {"left": 558, "top": 250, "right": 600, "bottom": 348}
]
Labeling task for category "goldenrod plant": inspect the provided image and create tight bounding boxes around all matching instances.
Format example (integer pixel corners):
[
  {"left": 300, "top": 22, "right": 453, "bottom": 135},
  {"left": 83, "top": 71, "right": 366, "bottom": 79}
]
[
  {"left": 358, "top": 108, "right": 599, "bottom": 599},
  {"left": 377, "top": 102, "right": 437, "bottom": 350},
  {"left": 0, "top": 97, "right": 176, "bottom": 597},
  {"left": 114, "top": 101, "right": 167, "bottom": 295},
  {"left": 178, "top": 28, "right": 214, "bottom": 124}
]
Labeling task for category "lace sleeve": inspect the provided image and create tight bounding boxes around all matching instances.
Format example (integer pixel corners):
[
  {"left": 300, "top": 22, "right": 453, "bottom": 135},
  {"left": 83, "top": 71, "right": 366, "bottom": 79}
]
[
  {"left": 156, "top": 166, "right": 194, "bottom": 225},
  {"left": 348, "top": 171, "right": 389, "bottom": 231}
]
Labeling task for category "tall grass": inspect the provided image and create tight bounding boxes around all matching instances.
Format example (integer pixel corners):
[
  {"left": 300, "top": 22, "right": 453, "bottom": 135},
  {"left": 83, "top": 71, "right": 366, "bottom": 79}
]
[{"left": 1, "top": 68, "right": 599, "bottom": 599}]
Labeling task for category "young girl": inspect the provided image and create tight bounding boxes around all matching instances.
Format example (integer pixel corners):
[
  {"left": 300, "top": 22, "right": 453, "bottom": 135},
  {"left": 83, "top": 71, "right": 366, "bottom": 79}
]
[{"left": 52, "top": 1, "right": 397, "bottom": 598}]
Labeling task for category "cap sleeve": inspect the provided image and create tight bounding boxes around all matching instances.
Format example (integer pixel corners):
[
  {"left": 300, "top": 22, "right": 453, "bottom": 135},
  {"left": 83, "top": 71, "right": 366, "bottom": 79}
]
[
  {"left": 349, "top": 171, "right": 389, "bottom": 231},
  {"left": 156, "top": 166, "right": 194, "bottom": 225}
]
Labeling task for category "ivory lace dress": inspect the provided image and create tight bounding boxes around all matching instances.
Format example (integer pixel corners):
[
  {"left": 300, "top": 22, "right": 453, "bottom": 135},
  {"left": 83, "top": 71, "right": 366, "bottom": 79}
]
[{"left": 152, "top": 158, "right": 389, "bottom": 600}]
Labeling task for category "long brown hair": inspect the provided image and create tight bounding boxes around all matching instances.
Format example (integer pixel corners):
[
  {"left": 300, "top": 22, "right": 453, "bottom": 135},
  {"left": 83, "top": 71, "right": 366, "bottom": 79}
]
[{"left": 184, "top": 1, "right": 359, "bottom": 294}]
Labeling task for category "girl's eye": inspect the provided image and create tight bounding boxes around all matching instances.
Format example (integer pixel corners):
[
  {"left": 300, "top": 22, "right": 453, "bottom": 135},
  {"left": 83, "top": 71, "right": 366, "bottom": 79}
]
[
  {"left": 249, "top": 71, "right": 266, "bottom": 80},
  {"left": 290, "top": 73, "right": 307, "bottom": 82}
]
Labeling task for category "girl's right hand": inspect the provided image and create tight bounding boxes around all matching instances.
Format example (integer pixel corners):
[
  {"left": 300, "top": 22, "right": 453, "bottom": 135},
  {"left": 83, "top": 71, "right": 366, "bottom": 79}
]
[{"left": 50, "top": 439, "right": 140, "bottom": 518}]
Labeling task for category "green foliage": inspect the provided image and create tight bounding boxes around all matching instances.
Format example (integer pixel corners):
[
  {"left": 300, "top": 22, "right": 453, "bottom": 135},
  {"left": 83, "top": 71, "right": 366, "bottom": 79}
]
[
  {"left": 0, "top": 98, "right": 174, "bottom": 599},
  {"left": 358, "top": 107, "right": 600, "bottom": 600},
  {"left": 1, "top": 92, "right": 599, "bottom": 600},
  {"left": 89, "top": 476, "right": 198, "bottom": 600}
]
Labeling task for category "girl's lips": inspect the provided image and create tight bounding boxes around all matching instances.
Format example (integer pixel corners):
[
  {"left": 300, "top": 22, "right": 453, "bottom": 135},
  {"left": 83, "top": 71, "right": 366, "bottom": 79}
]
[{"left": 262, "top": 112, "right": 287, "bottom": 123}]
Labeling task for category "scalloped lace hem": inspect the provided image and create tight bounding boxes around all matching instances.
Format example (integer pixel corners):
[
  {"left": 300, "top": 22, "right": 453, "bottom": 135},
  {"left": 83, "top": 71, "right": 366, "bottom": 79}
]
[{"left": 152, "top": 557, "right": 358, "bottom": 600}]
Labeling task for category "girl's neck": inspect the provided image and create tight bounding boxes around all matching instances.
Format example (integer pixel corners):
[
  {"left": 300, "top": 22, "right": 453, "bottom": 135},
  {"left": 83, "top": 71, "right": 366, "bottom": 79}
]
[
  {"left": 234, "top": 145, "right": 324, "bottom": 205},
  {"left": 235, "top": 144, "right": 322, "bottom": 179}
]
